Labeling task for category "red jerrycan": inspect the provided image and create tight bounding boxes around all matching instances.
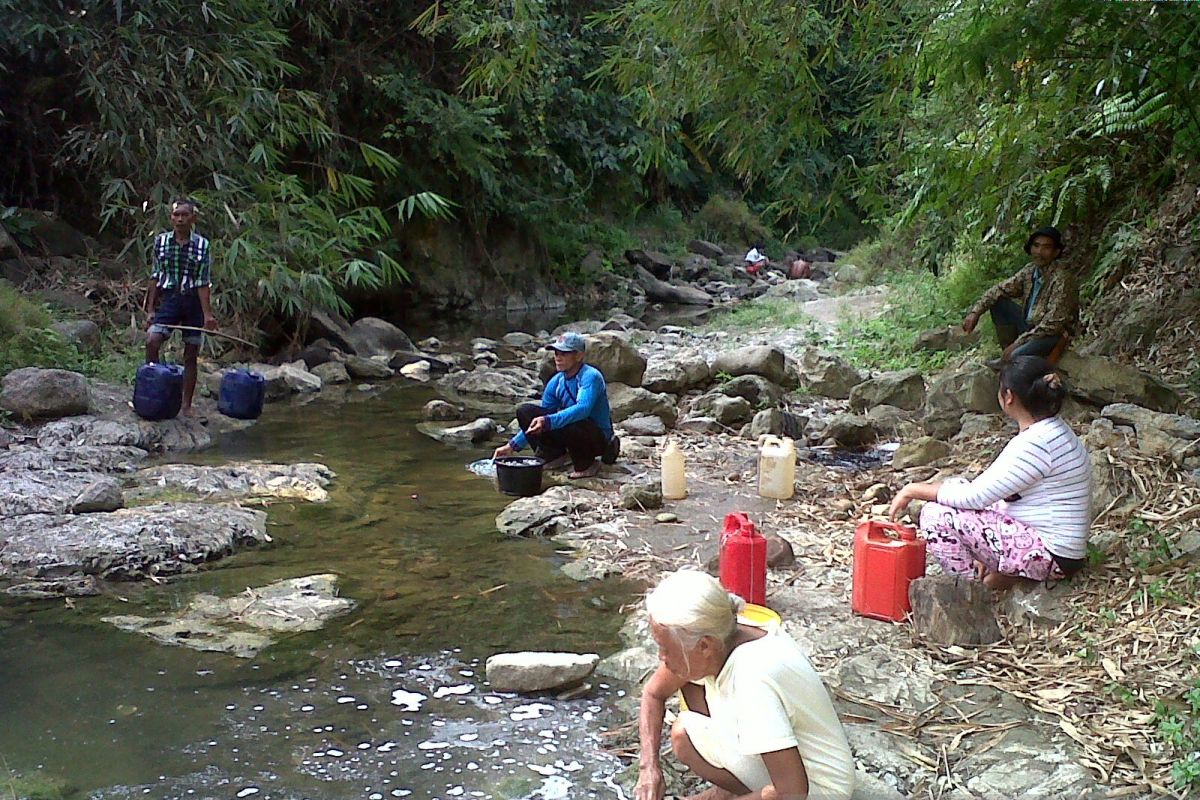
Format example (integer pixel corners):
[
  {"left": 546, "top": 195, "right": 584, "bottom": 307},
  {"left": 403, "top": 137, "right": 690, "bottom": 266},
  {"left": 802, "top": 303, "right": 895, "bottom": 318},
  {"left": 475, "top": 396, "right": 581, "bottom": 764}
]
[
  {"left": 719, "top": 513, "right": 768, "bottom": 606},
  {"left": 851, "top": 520, "right": 926, "bottom": 622}
]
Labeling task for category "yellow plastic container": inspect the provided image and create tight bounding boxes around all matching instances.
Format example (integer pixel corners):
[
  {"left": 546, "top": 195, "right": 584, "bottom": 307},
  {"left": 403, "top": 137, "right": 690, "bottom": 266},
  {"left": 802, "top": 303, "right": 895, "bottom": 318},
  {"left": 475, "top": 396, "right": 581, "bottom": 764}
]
[
  {"left": 739, "top": 603, "right": 782, "bottom": 627},
  {"left": 757, "top": 435, "right": 796, "bottom": 500},
  {"left": 661, "top": 439, "right": 687, "bottom": 500}
]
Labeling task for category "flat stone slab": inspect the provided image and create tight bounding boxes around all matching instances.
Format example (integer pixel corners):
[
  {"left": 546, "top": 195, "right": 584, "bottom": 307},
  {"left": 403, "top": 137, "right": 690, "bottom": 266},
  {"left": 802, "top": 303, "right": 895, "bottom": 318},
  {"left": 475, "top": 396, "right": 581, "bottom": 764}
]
[
  {"left": 0, "top": 469, "right": 114, "bottom": 517},
  {"left": 128, "top": 462, "right": 335, "bottom": 503},
  {"left": 104, "top": 574, "right": 355, "bottom": 657},
  {"left": 0, "top": 503, "right": 267, "bottom": 584},
  {"left": 485, "top": 651, "right": 600, "bottom": 692}
]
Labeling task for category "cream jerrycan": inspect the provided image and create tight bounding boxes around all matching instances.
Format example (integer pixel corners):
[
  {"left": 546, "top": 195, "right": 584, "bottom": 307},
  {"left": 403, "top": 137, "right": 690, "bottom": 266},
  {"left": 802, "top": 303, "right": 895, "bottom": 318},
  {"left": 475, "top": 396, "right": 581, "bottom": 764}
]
[
  {"left": 661, "top": 438, "right": 688, "bottom": 500},
  {"left": 757, "top": 435, "right": 796, "bottom": 499}
]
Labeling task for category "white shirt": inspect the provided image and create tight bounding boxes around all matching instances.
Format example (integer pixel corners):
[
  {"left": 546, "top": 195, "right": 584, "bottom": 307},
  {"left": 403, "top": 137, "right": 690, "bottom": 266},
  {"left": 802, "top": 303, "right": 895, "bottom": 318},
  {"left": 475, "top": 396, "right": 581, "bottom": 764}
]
[
  {"left": 937, "top": 416, "right": 1092, "bottom": 558},
  {"left": 744, "top": 247, "right": 767, "bottom": 264},
  {"left": 696, "top": 624, "right": 855, "bottom": 799}
]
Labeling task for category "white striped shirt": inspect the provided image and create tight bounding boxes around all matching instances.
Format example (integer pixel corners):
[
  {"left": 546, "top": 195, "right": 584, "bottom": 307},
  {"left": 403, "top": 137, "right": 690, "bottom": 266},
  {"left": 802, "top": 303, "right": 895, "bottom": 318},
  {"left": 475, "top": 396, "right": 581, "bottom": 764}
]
[{"left": 938, "top": 416, "right": 1092, "bottom": 559}]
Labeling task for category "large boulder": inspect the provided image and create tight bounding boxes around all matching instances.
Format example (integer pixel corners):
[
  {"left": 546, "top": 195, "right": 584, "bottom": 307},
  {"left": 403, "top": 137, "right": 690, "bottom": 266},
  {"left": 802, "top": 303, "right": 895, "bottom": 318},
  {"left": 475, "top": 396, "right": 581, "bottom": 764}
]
[
  {"left": 762, "top": 280, "right": 821, "bottom": 302},
  {"left": 308, "top": 309, "right": 356, "bottom": 353},
  {"left": 820, "top": 414, "right": 878, "bottom": 447},
  {"left": 634, "top": 266, "right": 712, "bottom": 306},
  {"left": 21, "top": 210, "right": 90, "bottom": 257},
  {"left": 892, "top": 437, "right": 952, "bottom": 469},
  {"left": 0, "top": 368, "right": 90, "bottom": 420},
  {"left": 718, "top": 375, "right": 784, "bottom": 407},
  {"left": 439, "top": 367, "right": 542, "bottom": 402},
  {"left": 687, "top": 239, "right": 725, "bottom": 259},
  {"left": 624, "top": 249, "right": 675, "bottom": 280},
  {"left": 583, "top": 332, "right": 646, "bottom": 387},
  {"left": 687, "top": 393, "right": 754, "bottom": 426},
  {"left": 311, "top": 360, "right": 351, "bottom": 385},
  {"left": 749, "top": 408, "right": 808, "bottom": 440},
  {"left": 1101, "top": 403, "right": 1200, "bottom": 461},
  {"left": 1058, "top": 352, "right": 1180, "bottom": 412},
  {"left": 252, "top": 361, "right": 322, "bottom": 399},
  {"left": 0, "top": 503, "right": 267, "bottom": 585},
  {"left": 0, "top": 222, "right": 20, "bottom": 260},
  {"left": 925, "top": 364, "right": 1000, "bottom": 415},
  {"left": 794, "top": 347, "right": 863, "bottom": 399},
  {"left": 711, "top": 345, "right": 787, "bottom": 385},
  {"left": 914, "top": 326, "right": 980, "bottom": 353},
  {"left": 607, "top": 383, "right": 678, "bottom": 426},
  {"left": 849, "top": 368, "right": 926, "bottom": 411},
  {"left": 642, "top": 354, "right": 711, "bottom": 394},
  {"left": 495, "top": 486, "right": 600, "bottom": 538},
  {"left": 343, "top": 317, "right": 415, "bottom": 358},
  {"left": 70, "top": 478, "right": 124, "bottom": 513},
  {"left": 128, "top": 462, "right": 335, "bottom": 504},
  {"left": 343, "top": 355, "right": 394, "bottom": 380},
  {"left": 485, "top": 652, "right": 600, "bottom": 693}
]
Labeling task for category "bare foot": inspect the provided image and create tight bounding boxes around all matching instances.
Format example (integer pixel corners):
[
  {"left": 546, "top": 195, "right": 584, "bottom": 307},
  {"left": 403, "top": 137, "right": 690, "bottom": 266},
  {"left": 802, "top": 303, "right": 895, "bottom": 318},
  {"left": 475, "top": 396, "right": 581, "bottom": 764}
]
[
  {"left": 982, "top": 570, "right": 1020, "bottom": 591},
  {"left": 972, "top": 559, "right": 988, "bottom": 581},
  {"left": 180, "top": 407, "right": 207, "bottom": 423},
  {"left": 682, "top": 788, "right": 735, "bottom": 800}
]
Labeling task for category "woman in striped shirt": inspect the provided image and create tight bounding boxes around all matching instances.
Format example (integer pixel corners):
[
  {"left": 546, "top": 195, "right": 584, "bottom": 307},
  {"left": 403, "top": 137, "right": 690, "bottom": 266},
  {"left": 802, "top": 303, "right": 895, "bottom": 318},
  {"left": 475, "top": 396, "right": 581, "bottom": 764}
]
[{"left": 889, "top": 356, "right": 1092, "bottom": 590}]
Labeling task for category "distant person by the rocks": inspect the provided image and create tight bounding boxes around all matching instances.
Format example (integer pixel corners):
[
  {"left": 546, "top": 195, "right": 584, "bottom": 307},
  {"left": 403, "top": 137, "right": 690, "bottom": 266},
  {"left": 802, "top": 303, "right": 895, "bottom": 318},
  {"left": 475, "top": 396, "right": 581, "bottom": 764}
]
[
  {"left": 890, "top": 355, "right": 1092, "bottom": 591},
  {"left": 961, "top": 225, "right": 1078, "bottom": 365},
  {"left": 788, "top": 253, "right": 812, "bottom": 280},
  {"left": 492, "top": 332, "right": 619, "bottom": 479},
  {"left": 743, "top": 246, "right": 769, "bottom": 276},
  {"left": 143, "top": 198, "right": 217, "bottom": 417},
  {"left": 634, "top": 570, "right": 855, "bottom": 800}
]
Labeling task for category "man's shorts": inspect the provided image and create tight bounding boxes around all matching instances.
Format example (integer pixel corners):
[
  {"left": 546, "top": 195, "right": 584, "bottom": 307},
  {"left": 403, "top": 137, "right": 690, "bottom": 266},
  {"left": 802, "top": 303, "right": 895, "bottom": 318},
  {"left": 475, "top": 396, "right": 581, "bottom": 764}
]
[{"left": 150, "top": 290, "right": 204, "bottom": 345}]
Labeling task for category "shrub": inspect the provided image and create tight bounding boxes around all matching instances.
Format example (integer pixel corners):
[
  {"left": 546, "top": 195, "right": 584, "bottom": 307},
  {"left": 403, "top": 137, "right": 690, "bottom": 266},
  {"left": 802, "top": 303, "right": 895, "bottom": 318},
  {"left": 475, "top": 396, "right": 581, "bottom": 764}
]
[{"left": 697, "top": 195, "right": 772, "bottom": 246}]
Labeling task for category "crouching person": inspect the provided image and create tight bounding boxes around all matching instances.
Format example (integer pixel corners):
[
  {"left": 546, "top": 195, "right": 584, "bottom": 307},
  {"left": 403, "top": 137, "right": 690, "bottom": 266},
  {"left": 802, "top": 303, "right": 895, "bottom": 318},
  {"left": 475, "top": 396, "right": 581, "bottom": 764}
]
[
  {"left": 492, "top": 332, "right": 619, "bottom": 480},
  {"left": 636, "top": 571, "right": 855, "bottom": 800}
]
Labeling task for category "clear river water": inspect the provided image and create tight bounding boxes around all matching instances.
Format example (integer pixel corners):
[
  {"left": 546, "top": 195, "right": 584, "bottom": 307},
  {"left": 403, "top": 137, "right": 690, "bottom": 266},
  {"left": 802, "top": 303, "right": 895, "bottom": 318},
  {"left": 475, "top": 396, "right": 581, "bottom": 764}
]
[{"left": 0, "top": 377, "right": 636, "bottom": 799}]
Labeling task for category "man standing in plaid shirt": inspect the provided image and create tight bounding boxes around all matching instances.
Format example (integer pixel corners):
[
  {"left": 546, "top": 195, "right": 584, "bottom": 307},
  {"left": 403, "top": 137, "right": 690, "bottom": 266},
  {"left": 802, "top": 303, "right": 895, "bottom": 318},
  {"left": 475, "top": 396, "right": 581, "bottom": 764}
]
[{"left": 144, "top": 198, "right": 217, "bottom": 417}]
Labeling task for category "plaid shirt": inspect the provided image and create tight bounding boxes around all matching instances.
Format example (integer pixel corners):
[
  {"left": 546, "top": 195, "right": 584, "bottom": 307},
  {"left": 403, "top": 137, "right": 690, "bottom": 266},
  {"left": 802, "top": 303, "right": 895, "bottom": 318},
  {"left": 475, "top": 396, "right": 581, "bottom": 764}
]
[
  {"left": 152, "top": 231, "right": 212, "bottom": 292},
  {"left": 969, "top": 261, "right": 1079, "bottom": 348}
]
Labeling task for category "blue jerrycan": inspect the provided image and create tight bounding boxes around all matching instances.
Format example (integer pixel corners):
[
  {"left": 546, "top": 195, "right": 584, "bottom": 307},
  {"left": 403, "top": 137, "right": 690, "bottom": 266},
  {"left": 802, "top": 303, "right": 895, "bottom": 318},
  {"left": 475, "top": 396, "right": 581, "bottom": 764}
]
[
  {"left": 218, "top": 368, "right": 266, "bottom": 420},
  {"left": 132, "top": 362, "right": 184, "bottom": 421}
]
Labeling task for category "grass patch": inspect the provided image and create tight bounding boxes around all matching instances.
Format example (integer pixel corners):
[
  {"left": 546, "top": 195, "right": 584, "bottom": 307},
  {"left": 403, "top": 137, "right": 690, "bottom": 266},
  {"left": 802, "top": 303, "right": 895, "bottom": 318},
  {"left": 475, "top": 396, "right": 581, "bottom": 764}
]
[{"left": 706, "top": 298, "right": 815, "bottom": 332}]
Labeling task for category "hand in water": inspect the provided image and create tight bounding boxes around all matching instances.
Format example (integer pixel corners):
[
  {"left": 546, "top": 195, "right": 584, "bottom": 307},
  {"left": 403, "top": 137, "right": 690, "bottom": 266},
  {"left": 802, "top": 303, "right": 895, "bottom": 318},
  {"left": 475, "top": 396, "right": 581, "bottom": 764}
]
[
  {"left": 493, "top": 444, "right": 515, "bottom": 460},
  {"left": 633, "top": 765, "right": 664, "bottom": 800}
]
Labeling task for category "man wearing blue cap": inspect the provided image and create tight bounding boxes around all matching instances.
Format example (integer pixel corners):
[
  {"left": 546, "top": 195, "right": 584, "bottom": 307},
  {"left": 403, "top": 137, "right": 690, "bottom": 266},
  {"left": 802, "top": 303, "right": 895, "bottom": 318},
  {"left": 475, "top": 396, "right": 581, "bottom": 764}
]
[
  {"left": 962, "top": 225, "right": 1078, "bottom": 365},
  {"left": 493, "top": 332, "right": 619, "bottom": 479}
]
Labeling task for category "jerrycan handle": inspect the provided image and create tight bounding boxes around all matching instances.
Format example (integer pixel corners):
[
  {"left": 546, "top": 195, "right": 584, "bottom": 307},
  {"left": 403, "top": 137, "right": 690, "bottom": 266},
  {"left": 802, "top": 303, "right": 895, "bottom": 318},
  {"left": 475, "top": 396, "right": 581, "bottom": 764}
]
[
  {"left": 757, "top": 434, "right": 782, "bottom": 448},
  {"left": 721, "top": 512, "right": 756, "bottom": 544},
  {"left": 860, "top": 520, "right": 918, "bottom": 543}
]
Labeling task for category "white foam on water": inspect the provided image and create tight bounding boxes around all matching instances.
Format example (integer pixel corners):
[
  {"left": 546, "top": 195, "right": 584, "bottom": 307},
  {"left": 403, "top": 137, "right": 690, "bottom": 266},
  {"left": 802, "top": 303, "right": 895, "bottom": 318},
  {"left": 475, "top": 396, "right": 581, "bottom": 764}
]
[
  {"left": 236, "top": 789, "right": 259, "bottom": 798},
  {"left": 390, "top": 689, "right": 427, "bottom": 711},
  {"left": 538, "top": 730, "right": 555, "bottom": 739},
  {"left": 483, "top": 696, "right": 503, "bottom": 705},
  {"left": 391, "top": 791, "right": 412, "bottom": 798},
  {"left": 417, "top": 741, "right": 448, "bottom": 750},
  {"left": 384, "top": 659, "right": 403, "bottom": 668},
  {"left": 377, "top": 741, "right": 398, "bottom": 753},
  {"left": 527, "top": 764, "right": 559, "bottom": 777},
  {"left": 447, "top": 787, "right": 464, "bottom": 796},
  {"left": 337, "top": 696, "right": 356, "bottom": 704},
  {"left": 536, "top": 775, "right": 573, "bottom": 799},
  {"left": 459, "top": 733, "right": 479, "bottom": 742},
  {"left": 433, "top": 684, "right": 474, "bottom": 698},
  {"left": 510, "top": 703, "right": 554, "bottom": 721},
  {"left": 326, "top": 748, "right": 344, "bottom": 757},
  {"left": 557, "top": 760, "right": 583, "bottom": 773},
  {"left": 300, "top": 705, "right": 315, "bottom": 713},
  {"left": 369, "top": 794, "right": 383, "bottom": 800},
  {"left": 357, "top": 742, "right": 372, "bottom": 750}
]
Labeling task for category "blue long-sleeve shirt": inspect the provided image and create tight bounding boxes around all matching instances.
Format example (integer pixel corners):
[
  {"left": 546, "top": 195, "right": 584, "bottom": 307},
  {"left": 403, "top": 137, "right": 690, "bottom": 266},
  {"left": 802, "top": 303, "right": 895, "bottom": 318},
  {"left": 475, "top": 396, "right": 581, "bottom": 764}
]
[{"left": 509, "top": 363, "right": 614, "bottom": 450}]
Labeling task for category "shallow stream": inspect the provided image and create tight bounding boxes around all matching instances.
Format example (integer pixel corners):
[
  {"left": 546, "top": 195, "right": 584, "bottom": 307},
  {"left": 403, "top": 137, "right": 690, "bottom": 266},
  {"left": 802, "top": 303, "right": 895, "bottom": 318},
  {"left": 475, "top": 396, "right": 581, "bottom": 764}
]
[{"left": 0, "top": 380, "right": 635, "bottom": 799}]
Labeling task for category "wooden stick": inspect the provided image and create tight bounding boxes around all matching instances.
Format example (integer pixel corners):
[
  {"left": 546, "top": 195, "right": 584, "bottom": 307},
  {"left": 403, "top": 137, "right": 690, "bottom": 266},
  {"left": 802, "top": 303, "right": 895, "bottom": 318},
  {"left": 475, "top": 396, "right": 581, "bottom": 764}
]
[{"left": 163, "top": 324, "right": 258, "bottom": 348}]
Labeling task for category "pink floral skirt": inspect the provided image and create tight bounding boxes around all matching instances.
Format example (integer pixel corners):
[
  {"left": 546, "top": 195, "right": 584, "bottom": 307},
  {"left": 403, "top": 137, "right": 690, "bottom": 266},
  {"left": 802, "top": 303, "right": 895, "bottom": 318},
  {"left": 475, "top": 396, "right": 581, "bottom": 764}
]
[{"left": 918, "top": 501, "right": 1066, "bottom": 582}]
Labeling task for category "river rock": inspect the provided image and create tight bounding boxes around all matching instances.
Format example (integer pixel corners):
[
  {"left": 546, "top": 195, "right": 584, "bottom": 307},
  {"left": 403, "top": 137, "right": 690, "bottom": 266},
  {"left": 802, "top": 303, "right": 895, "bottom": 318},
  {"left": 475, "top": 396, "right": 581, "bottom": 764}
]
[
  {"left": 298, "top": 340, "right": 336, "bottom": 368},
  {"left": 0, "top": 221, "right": 19, "bottom": 260},
  {"left": 633, "top": 266, "right": 712, "bottom": 306},
  {"left": 749, "top": 408, "right": 808, "bottom": 440},
  {"left": 422, "top": 400, "right": 462, "bottom": 421},
  {"left": 892, "top": 437, "right": 951, "bottom": 469},
  {"left": 625, "top": 249, "right": 675, "bottom": 280},
  {"left": 36, "top": 414, "right": 211, "bottom": 453},
  {"left": 0, "top": 469, "right": 113, "bottom": 517},
  {"left": 678, "top": 416, "right": 721, "bottom": 433},
  {"left": 50, "top": 319, "right": 102, "bottom": 356},
  {"left": 925, "top": 363, "right": 1000, "bottom": 415},
  {"left": 0, "top": 367, "right": 90, "bottom": 420},
  {"left": 955, "top": 413, "right": 1004, "bottom": 440},
  {"left": 687, "top": 239, "right": 724, "bottom": 259},
  {"left": 400, "top": 361, "right": 432, "bottom": 382},
  {"left": 619, "top": 481, "right": 663, "bottom": 510},
  {"left": 620, "top": 415, "right": 667, "bottom": 437},
  {"left": 850, "top": 368, "right": 926, "bottom": 411},
  {"left": 583, "top": 332, "right": 646, "bottom": 386},
  {"left": 502, "top": 331, "right": 536, "bottom": 347},
  {"left": 70, "top": 478, "right": 124, "bottom": 513},
  {"left": 688, "top": 393, "right": 753, "bottom": 426},
  {"left": 439, "top": 367, "right": 542, "bottom": 402},
  {"left": 914, "top": 326, "right": 980, "bottom": 353},
  {"left": 417, "top": 417, "right": 497, "bottom": 446},
  {"left": 821, "top": 414, "right": 878, "bottom": 447},
  {"left": 344, "top": 317, "right": 414, "bottom": 358},
  {"left": 344, "top": 355, "right": 394, "bottom": 380},
  {"left": 711, "top": 346, "right": 787, "bottom": 385},
  {"left": 495, "top": 487, "right": 594, "bottom": 538},
  {"left": 1, "top": 444, "right": 147, "bottom": 474},
  {"left": 130, "top": 462, "right": 335, "bottom": 503},
  {"left": 795, "top": 347, "right": 863, "bottom": 399},
  {"left": 104, "top": 574, "right": 354, "bottom": 657},
  {"left": 1058, "top": 352, "right": 1180, "bottom": 412},
  {"left": 254, "top": 361, "right": 322, "bottom": 398},
  {"left": 308, "top": 309, "right": 356, "bottom": 353},
  {"left": 718, "top": 375, "right": 783, "bottom": 408},
  {"left": 642, "top": 354, "right": 711, "bottom": 394},
  {"left": 909, "top": 575, "right": 1002, "bottom": 646},
  {"left": 1101, "top": 402, "right": 1200, "bottom": 460},
  {"left": 485, "top": 651, "right": 600, "bottom": 693},
  {"left": 762, "top": 279, "right": 821, "bottom": 302},
  {"left": 0, "top": 503, "right": 268, "bottom": 585},
  {"left": 310, "top": 360, "right": 349, "bottom": 385},
  {"left": 607, "top": 383, "right": 678, "bottom": 426}
]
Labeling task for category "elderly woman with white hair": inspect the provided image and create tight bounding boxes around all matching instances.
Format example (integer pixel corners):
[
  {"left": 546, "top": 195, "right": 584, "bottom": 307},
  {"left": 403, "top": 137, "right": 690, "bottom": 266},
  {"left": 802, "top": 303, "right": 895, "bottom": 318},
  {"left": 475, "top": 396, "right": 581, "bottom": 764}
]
[{"left": 635, "top": 570, "right": 854, "bottom": 800}]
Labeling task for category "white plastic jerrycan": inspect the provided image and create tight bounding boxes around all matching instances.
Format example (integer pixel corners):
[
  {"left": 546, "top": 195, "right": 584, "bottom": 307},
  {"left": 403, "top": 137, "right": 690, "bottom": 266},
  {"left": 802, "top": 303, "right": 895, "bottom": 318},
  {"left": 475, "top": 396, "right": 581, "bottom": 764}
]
[
  {"left": 661, "top": 438, "right": 688, "bottom": 500},
  {"left": 757, "top": 435, "right": 796, "bottom": 500}
]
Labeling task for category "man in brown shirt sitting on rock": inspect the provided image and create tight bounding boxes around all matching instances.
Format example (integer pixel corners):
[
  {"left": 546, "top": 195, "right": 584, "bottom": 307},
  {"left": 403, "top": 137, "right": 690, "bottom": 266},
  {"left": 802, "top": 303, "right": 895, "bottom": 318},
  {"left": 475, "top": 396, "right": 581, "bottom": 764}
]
[{"left": 962, "top": 226, "right": 1078, "bottom": 365}]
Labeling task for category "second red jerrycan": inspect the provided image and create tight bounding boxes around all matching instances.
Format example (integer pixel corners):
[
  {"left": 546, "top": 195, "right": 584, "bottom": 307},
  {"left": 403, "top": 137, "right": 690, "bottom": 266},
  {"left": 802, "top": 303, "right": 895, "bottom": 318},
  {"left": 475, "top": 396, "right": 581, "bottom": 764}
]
[
  {"left": 851, "top": 520, "right": 926, "bottom": 622},
  {"left": 719, "top": 512, "right": 767, "bottom": 606}
]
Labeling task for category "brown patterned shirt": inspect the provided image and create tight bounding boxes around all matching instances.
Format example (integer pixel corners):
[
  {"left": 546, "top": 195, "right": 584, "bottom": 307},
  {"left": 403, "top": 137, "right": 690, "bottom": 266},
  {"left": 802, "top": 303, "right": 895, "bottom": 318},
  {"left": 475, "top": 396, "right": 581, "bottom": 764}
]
[{"left": 969, "top": 261, "right": 1079, "bottom": 348}]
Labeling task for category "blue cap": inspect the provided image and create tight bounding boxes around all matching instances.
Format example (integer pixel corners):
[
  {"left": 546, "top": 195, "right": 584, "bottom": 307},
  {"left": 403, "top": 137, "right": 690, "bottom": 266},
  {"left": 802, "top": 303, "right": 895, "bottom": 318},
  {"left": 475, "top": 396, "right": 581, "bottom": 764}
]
[{"left": 547, "top": 332, "right": 587, "bottom": 353}]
